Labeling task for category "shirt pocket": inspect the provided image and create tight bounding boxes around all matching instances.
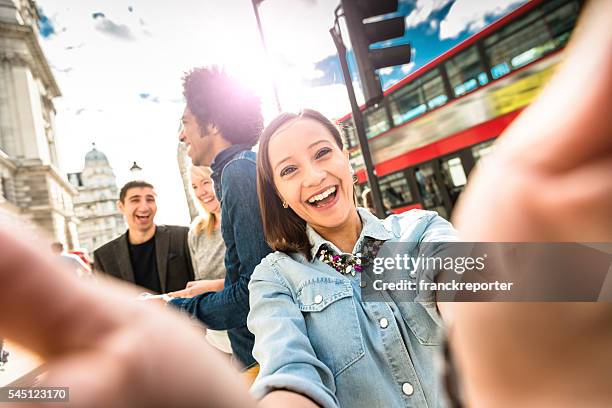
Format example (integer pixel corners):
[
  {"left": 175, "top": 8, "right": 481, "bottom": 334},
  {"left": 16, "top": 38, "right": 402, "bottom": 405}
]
[
  {"left": 400, "top": 301, "right": 443, "bottom": 346},
  {"left": 296, "top": 277, "right": 365, "bottom": 377}
]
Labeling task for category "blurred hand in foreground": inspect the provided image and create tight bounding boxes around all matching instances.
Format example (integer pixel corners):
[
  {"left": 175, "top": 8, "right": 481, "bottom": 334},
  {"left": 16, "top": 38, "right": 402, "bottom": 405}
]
[
  {"left": 450, "top": 1, "right": 612, "bottom": 407},
  {"left": 453, "top": 0, "right": 611, "bottom": 242},
  {"left": 0, "top": 224, "right": 255, "bottom": 408}
]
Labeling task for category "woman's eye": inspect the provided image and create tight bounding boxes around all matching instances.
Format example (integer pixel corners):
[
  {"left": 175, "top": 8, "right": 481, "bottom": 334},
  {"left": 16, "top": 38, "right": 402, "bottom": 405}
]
[
  {"left": 315, "top": 147, "right": 332, "bottom": 159},
  {"left": 280, "top": 166, "right": 296, "bottom": 177}
]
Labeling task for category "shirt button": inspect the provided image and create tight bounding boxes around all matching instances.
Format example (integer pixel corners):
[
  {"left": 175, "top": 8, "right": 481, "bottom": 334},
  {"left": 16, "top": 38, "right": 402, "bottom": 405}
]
[
  {"left": 402, "top": 382, "right": 414, "bottom": 396},
  {"left": 360, "top": 280, "right": 366, "bottom": 288},
  {"left": 379, "top": 317, "right": 389, "bottom": 329},
  {"left": 314, "top": 295, "right": 323, "bottom": 304}
]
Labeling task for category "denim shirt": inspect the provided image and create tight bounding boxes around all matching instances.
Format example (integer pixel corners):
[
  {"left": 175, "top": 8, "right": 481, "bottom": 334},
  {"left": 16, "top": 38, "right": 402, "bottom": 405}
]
[
  {"left": 171, "top": 145, "right": 272, "bottom": 368},
  {"left": 248, "top": 208, "right": 457, "bottom": 407}
]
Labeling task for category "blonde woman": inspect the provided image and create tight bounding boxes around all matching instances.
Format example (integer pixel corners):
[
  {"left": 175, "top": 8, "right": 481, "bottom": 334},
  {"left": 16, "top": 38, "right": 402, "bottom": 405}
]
[{"left": 169, "top": 165, "right": 231, "bottom": 355}]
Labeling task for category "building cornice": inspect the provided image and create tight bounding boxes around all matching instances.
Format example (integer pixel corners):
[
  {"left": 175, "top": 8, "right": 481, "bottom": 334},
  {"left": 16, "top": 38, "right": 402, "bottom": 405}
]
[
  {"left": 77, "top": 213, "right": 123, "bottom": 221},
  {"left": 0, "top": 199, "right": 20, "bottom": 214},
  {"left": 47, "top": 164, "right": 79, "bottom": 196},
  {"left": 75, "top": 185, "right": 119, "bottom": 193},
  {"left": 26, "top": 204, "right": 78, "bottom": 222},
  {"left": 16, "top": 160, "right": 78, "bottom": 195},
  {"left": 0, "top": 21, "right": 61, "bottom": 98},
  {"left": 74, "top": 198, "right": 118, "bottom": 206},
  {"left": 0, "top": 148, "right": 18, "bottom": 171}
]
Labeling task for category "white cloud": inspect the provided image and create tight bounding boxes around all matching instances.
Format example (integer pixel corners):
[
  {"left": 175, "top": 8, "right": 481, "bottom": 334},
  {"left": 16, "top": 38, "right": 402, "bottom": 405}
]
[
  {"left": 94, "top": 18, "right": 134, "bottom": 40},
  {"left": 258, "top": 0, "right": 339, "bottom": 65},
  {"left": 386, "top": 78, "right": 399, "bottom": 87},
  {"left": 401, "top": 62, "right": 415, "bottom": 74},
  {"left": 427, "top": 19, "right": 440, "bottom": 35},
  {"left": 405, "top": 0, "right": 452, "bottom": 28},
  {"left": 304, "top": 84, "right": 351, "bottom": 120},
  {"left": 378, "top": 67, "right": 394, "bottom": 75},
  {"left": 304, "top": 69, "right": 325, "bottom": 80},
  {"left": 439, "top": 0, "right": 527, "bottom": 40}
]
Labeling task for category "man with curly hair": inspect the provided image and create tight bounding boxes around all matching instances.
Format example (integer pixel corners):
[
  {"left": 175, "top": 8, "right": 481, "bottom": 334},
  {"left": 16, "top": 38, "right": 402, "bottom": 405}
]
[{"left": 174, "top": 66, "right": 272, "bottom": 381}]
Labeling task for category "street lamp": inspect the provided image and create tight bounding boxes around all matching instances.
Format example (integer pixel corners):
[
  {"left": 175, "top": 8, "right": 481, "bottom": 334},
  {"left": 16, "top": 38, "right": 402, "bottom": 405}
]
[
  {"left": 129, "top": 161, "right": 142, "bottom": 172},
  {"left": 129, "top": 161, "right": 143, "bottom": 181}
]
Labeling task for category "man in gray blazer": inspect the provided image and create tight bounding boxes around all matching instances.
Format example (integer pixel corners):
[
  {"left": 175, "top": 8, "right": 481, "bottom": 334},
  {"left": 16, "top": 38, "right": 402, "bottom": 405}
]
[{"left": 94, "top": 180, "right": 194, "bottom": 293}]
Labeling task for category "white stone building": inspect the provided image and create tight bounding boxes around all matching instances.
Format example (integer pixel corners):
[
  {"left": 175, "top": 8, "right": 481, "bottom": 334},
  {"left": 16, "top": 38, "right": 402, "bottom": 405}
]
[
  {"left": 68, "top": 145, "right": 124, "bottom": 253},
  {"left": 0, "top": 0, "right": 79, "bottom": 246}
]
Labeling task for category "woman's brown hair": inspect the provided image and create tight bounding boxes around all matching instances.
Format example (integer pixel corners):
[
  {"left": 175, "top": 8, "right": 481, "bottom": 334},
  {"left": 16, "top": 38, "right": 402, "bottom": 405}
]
[{"left": 256, "top": 109, "right": 344, "bottom": 261}]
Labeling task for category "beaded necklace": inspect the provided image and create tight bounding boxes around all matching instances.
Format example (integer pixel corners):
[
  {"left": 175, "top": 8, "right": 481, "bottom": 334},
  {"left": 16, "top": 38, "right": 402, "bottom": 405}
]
[{"left": 317, "top": 237, "right": 385, "bottom": 276}]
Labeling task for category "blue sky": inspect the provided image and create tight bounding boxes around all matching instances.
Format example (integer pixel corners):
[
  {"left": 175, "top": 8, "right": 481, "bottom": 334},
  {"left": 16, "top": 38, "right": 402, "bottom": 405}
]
[
  {"left": 306, "top": 0, "right": 527, "bottom": 91},
  {"left": 35, "top": 0, "right": 527, "bottom": 226}
]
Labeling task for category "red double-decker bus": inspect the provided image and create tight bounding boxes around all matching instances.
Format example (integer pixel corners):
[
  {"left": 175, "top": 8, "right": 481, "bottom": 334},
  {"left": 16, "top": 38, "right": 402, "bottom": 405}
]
[{"left": 339, "top": 0, "right": 583, "bottom": 219}]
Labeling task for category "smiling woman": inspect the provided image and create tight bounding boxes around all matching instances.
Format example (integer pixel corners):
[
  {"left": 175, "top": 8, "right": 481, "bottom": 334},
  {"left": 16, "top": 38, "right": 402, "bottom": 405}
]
[
  {"left": 257, "top": 109, "right": 359, "bottom": 257},
  {"left": 249, "top": 108, "right": 458, "bottom": 407},
  {"left": 166, "top": 165, "right": 231, "bottom": 355}
]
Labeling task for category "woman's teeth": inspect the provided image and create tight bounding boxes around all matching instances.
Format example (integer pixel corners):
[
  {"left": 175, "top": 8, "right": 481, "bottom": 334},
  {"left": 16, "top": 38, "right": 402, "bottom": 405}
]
[{"left": 307, "top": 186, "right": 337, "bottom": 204}]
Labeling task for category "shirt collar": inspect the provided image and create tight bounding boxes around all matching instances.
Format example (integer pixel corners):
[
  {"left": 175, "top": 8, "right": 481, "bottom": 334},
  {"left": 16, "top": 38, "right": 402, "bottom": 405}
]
[
  {"left": 307, "top": 207, "right": 393, "bottom": 261},
  {"left": 210, "top": 144, "right": 252, "bottom": 200},
  {"left": 210, "top": 144, "right": 253, "bottom": 175}
]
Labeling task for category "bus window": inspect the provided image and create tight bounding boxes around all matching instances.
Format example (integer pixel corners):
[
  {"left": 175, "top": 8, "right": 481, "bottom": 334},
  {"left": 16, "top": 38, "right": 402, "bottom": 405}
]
[
  {"left": 442, "top": 157, "right": 467, "bottom": 187},
  {"left": 441, "top": 157, "right": 467, "bottom": 205},
  {"left": 388, "top": 80, "right": 426, "bottom": 126},
  {"left": 509, "top": 19, "right": 553, "bottom": 69},
  {"left": 354, "top": 182, "right": 367, "bottom": 206},
  {"left": 446, "top": 46, "right": 488, "bottom": 97},
  {"left": 415, "top": 165, "right": 448, "bottom": 219},
  {"left": 379, "top": 171, "right": 414, "bottom": 209},
  {"left": 491, "top": 62, "right": 511, "bottom": 80},
  {"left": 471, "top": 140, "right": 496, "bottom": 161},
  {"left": 364, "top": 105, "right": 390, "bottom": 139},
  {"left": 485, "top": 0, "right": 579, "bottom": 78},
  {"left": 543, "top": 0, "right": 579, "bottom": 48},
  {"left": 421, "top": 69, "right": 448, "bottom": 110},
  {"left": 340, "top": 119, "right": 359, "bottom": 149}
]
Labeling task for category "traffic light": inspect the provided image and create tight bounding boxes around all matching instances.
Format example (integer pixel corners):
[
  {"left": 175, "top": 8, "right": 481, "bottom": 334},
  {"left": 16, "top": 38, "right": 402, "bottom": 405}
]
[{"left": 341, "top": 0, "right": 411, "bottom": 106}]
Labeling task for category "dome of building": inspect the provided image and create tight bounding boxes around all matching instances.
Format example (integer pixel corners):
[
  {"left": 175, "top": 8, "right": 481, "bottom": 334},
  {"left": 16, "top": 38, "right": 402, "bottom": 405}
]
[{"left": 84, "top": 143, "right": 109, "bottom": 165}]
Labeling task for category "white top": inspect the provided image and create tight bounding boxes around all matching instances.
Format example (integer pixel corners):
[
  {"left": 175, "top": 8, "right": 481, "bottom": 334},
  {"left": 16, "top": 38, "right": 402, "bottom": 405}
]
[{"left": 188, "top": 216, "right": 232, "bottom": 354}]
